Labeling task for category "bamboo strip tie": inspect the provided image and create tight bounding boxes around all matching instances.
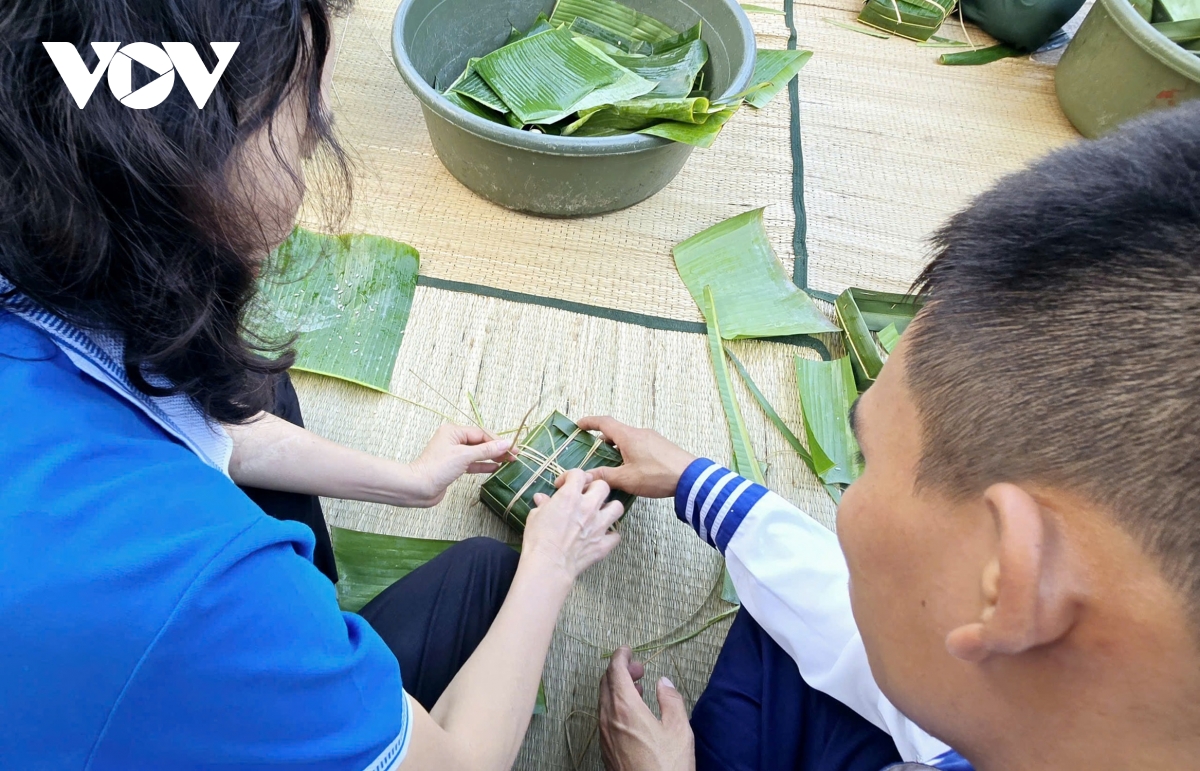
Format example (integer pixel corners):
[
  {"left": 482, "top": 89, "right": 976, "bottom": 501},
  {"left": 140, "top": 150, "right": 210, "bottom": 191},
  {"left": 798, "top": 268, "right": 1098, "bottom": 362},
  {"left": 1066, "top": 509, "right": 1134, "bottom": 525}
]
[{"left": 504, "top": 428, "right": 605, "bottom": 518}]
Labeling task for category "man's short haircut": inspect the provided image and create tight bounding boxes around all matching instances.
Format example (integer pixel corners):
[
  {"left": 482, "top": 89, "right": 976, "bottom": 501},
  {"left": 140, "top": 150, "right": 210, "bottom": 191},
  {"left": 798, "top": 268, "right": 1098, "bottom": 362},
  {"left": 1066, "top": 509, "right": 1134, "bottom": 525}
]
[{"left": 907, "top": 103, "right": 1200, "bottom": 617}]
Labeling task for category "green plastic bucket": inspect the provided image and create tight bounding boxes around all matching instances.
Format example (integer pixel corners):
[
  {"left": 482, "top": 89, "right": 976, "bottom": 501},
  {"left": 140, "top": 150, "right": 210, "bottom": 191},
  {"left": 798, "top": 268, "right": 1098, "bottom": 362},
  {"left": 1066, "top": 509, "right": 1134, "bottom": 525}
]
[
  {"left": 1056, "top": 0, "right": 1200, "bottom": 137},
  {"left": 392, "top": 0, "right": 757, "bottom": 217}
]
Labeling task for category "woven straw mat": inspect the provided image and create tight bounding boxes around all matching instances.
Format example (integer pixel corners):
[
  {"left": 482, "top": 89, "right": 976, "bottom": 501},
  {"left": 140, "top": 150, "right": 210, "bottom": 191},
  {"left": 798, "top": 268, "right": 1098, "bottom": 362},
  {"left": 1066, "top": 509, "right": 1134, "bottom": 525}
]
[{"left": 292, "top": 0, "right": 1081, "bottom": 768}]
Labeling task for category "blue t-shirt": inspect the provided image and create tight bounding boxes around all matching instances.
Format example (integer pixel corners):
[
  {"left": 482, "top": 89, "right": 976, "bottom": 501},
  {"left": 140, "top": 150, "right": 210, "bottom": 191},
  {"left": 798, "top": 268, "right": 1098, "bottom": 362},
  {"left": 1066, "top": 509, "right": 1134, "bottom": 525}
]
[{"left": 0, "top": 311, "right": 412, "bottom": 770}]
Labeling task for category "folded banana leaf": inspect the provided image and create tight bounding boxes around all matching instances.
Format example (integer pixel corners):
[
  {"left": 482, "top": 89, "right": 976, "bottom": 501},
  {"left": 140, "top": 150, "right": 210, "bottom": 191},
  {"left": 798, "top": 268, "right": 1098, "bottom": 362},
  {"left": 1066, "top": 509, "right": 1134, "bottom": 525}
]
[
  {"left": 834, "top": 287, "right": 923, "bottom": 392},
  {"left": 876, "top": 322, "right": 901, "bottom": 354},
  {"left": 639, "top": 103, "right": 738, "bottom": 147},
  {"left": 1132, "top": 0, "right": 1155, "bottom": 20},
  {"left": 444, "top": 90, "right": 506, "bottom": 123},
  {"left": 744, "top": 48, "right": 813, "bottom": 109},
  {"left": 550, "top": 0, "right": 679, "bottom": 46},
  {"left": 674, "top": 209, "right": 839, "bottom": 338},
  {"left": 607, "top": 39, "right": 710, "bottom": 98},
  {"left": 1152, "top": 0, "right": 1200, "bottom": 21},
  {"left": 475, "top": 28, "right": 630, "bottom": 123},
  {"left": 571, "top": 15, "right": 655, "bottom": 54},
  {"left": 857, "top": 0, "right": 956, "bottom": 41},
  {"left": 938, "top": 43, "right": 1021, "bottom": 65},
  {"left": 507, "top": 14, "right": 555, "bottom": 44},
  {"left": 566, "top": 39, "right": 659, "bottom": 114},
  {"left": 702, "top": 288, "right": 765, "bottom": 485},
  {"left": 446, "top": 59, "right": 509, "bottom": 113},
  {"left": 480, "top": 411, "right": 636, "bottom": 532},
  {"left": 564, "top": 96, "right": 711, "bottom": 135},
  {"left": 823, "top": 17, "right": 894, "bottom": 37},
  {"left": 330, "top": 527, "right": 548, "bottom": 715},
  {"left": 796, "top": 355, "right": 862, "bottom": 486},
  {"left": 256, "top": 229, "right": 419, "bottom": 392}
]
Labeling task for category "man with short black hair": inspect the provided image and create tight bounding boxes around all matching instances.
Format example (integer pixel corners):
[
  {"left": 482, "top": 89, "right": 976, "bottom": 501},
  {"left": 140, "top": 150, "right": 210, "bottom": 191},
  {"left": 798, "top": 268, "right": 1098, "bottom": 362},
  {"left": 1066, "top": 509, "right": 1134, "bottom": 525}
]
[{"left": 580, "top": 103, "right": 1200, "bottom": 771}]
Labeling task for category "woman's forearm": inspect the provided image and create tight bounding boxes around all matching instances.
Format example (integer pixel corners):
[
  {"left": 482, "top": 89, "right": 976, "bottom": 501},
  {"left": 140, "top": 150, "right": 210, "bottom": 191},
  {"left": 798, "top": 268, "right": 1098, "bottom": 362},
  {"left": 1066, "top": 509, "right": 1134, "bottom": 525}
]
[
  {"left": 224, "top": 412, "right": 427, "bottom": 506},
  {"left": 429, "top": 557, "right": 573, "bottom": 767}
]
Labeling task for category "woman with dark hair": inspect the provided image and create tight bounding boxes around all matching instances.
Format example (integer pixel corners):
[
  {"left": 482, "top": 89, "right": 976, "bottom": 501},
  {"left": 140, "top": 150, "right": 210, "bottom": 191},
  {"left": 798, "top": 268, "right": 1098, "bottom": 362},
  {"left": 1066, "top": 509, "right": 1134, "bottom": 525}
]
[{"left": 0, "top": 2, "right": 621, "bottom": 769}]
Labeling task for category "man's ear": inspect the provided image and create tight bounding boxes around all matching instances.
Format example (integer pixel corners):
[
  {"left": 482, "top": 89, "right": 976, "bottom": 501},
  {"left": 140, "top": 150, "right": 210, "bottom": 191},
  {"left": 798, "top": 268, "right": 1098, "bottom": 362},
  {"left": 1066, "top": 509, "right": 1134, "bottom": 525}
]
[{"left": 945, "top": 483, "right": 1084, "bottom": 663}]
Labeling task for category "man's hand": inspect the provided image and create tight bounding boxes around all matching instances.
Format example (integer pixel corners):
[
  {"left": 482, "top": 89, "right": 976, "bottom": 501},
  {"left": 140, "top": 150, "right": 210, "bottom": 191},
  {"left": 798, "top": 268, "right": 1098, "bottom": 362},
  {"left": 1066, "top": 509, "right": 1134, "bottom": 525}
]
[
  {"left": 576, "top": 417, "right": 697, "bottom": 499},
  {"left": 599, "top": 647, "right": 695, "bottom": 771}
]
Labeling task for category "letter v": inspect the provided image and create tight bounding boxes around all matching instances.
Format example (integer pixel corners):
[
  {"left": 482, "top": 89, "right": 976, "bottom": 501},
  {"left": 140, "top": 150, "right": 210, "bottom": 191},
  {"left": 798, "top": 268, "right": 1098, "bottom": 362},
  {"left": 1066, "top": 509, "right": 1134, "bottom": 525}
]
[
  {"left": 162, "top": 42, "right": 240, "bottom": 109},
  {"left": 43, "top": 43, "right": 121, "bottom": 109}
]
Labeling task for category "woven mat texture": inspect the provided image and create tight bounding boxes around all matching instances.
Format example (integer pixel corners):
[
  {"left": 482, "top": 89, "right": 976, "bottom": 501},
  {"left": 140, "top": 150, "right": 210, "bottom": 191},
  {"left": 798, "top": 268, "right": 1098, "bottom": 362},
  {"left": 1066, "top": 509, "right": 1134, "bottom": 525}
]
[{"left": 294, "top": 0, "right": 1082, "bottom": 768}]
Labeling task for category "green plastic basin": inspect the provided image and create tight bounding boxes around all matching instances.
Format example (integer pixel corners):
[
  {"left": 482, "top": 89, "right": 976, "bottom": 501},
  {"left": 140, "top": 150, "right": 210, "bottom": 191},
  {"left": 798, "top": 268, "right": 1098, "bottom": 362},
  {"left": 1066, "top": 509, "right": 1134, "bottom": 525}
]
[
  {"left": 392, "top": 0, "right": 757, "bottom": 216},
  {"left": 1056, "top": 0, "right": 1200, "bottom": 137}
]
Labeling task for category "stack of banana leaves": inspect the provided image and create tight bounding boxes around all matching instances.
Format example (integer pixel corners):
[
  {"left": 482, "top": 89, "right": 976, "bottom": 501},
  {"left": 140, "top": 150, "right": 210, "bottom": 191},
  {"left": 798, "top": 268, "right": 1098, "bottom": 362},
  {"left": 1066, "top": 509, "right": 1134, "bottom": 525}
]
[
  {"left": 440, "top": 0, "right": 813, "bottom": 148},
  {"left": 857, "top": 0, "right": 957, "bottom": 41},
  {"left": 1138, "top": 0, "right": 1200, "bottom": 54}
]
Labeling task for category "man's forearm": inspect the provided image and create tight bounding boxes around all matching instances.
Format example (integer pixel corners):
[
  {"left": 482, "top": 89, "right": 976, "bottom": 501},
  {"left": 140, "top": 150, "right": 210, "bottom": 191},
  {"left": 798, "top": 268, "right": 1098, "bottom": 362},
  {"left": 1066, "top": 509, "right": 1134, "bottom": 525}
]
[{"left": 224, "top": 412, "right": 423, "bottom": 505}]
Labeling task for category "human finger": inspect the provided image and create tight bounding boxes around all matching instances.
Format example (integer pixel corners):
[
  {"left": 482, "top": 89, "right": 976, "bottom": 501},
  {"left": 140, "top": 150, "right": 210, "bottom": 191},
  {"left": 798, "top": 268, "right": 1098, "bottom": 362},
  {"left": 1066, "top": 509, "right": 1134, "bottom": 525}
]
[
  {"left": 454, "top": 425, "right": 492, "bottom": 445},
  {"left": 581, "top": 478, "right": 611, "bottom": 509},
  {"left": 656, "top": 677, "right": 691, "bottom": 732},
  {"left": 532, "top": 492, "right": 550, "bottom": 507},
  {"left": 554, "top": 469, "right": 593, "bottom": 490},
  {"left": 577, "top": 415, "right": 627, "bottom": 444},
  {"left": 463, "top": 437, "right": 512, "bottom": 463},
  {"left": 597, "top": 500, "right": 624, "bottom": 531}
]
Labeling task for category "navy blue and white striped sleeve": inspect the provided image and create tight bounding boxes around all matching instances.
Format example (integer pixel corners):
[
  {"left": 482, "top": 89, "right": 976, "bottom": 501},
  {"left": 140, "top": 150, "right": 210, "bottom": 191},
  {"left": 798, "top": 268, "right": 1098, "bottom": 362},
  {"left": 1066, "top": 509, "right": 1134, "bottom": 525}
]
[
  {"left": 672, "top": 458, "right": 959, "bottom": 766},
  {"left": 673, "top": 458, "right": 770, "bottom": 553}
]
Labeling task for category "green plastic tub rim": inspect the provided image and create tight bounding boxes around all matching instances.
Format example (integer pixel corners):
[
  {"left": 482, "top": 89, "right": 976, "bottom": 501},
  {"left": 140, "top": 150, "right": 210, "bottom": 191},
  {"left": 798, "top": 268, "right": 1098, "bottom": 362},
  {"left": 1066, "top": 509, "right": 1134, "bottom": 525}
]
[
  {"left": 391, "top": 0, "right": 759, "bottom": 158},
  {"left": 1099, "top": 0, "right": 1200, "bottom": 79}
]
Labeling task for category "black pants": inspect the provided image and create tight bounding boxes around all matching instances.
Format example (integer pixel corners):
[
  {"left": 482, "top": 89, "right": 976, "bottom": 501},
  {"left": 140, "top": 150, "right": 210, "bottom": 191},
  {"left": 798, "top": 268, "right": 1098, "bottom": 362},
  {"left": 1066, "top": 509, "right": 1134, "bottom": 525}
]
[{"left": 239, "top": 373, "right": 519, "bottom": 711}]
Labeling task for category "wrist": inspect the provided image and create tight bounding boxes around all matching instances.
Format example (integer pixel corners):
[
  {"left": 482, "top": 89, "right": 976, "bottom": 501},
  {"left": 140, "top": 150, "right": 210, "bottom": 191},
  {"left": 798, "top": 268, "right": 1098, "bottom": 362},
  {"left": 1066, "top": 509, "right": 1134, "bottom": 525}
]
[{"left": 515, "top": 551, "right": 575, "bottom": 598}]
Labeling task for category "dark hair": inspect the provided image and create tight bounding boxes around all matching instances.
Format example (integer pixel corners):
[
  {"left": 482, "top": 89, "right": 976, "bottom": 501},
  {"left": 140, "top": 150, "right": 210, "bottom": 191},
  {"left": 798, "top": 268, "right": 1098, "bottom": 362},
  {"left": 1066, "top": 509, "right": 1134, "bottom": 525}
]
[
  {"left": 0, "top": 0, "right": 350, "bottom": 422},
  {"left": 907, "top": 103, "right": 1200, "bottom": 616}
]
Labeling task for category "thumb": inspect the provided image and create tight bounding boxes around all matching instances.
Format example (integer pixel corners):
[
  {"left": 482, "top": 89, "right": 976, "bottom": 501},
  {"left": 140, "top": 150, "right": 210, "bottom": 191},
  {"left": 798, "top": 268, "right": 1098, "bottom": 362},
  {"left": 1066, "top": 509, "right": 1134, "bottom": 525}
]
[
  {"left": 588, "top": 465, "right": 631, "bottom": 490},
  {"left": 464, "top": 438, "right": 513, "bottom": 463},
  {"left": 656, "top": 677, "right": 688, "bottom": 730}
]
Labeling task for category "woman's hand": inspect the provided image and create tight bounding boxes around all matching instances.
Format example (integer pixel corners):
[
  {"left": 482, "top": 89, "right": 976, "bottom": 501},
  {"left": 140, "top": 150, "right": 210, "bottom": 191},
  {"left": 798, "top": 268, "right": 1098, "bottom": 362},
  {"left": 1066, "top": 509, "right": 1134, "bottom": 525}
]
[
  {"left": 521, "top": 469, "right": 624, "bottom": 583},
  {"left": 404, "top": 424, "right": 513, "bottom": 507},
  {"left": 576, "top": 417, "right": 698, "bottom": 499},
  {"left": 599, "top": 647, "right": 696, "bottom": 771}
]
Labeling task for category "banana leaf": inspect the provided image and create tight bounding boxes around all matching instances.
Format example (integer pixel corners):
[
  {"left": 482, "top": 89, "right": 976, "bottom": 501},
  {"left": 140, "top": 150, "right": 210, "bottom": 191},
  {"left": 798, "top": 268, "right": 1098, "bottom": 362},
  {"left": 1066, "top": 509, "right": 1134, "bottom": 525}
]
[
  {"left": 480, "top": 411, "right": 635, "bottom": 532},
  {"left": 507, "top": 14, "right": 555, "bottom": 44},
  {"left": 652, "top": 21, "right": 704, "bottom": 53},
  {"left": 1132, "top": 0, "right": 1156, "bottom": 20},
  {"left": 564, "top": 96, "right": 711, "bottom": 135},
  {"left": 876, "top": 322, "right": 901, "bottom": 354},
  {"left": 444, "top": 91, "right": 507, "bottom": 123},
  {"left": 638, "top": 103, "right": 739, "bottom": 147},
  {"left": 1152, "top": 0, "right": 1200, "bottom": 22},
  {"left": 857, "top": 0, "right": 956, "bottom": 41},
  {"left": 702, "top": 287, "right": 764, "bottom": 485},
  {"left": 741, "top": 3, "right": 786, "bottom": 14},
  {"left": 256, "top": 229, "right": 419, "bottom": 392},
  {"left": 446, "top": 59, "right": 509, "bottom": 113},
  {"left": 726, "top": 348, "right": 845, "bottom": 504},
  {"left": 566, "top": 39, "right": 659, "bottom": 114},
  {"left": 571, "top": 16, "right": 655, "bottom": 54},
  {"left": 1154, "top": 18, "right": 1200, "bottom": 42},
  {"left": 550, "top": 0, "right": 680, "bottom": 46},
  {"left": 834, "top": 287, "right": 922, "bottom": 392},
  {"left": 475, "top": 28, "right": 631, "bottom": 124},
  {"left": 330, "top": 527, "right": 548, "bottom": 715},
  {"left": 606, "top": 39, "right": 709, "bottom": 98},
  {"left": 674, "top": 209, "right": 839, "bottom": 339},
  {"left": 938, "top": 44, "right": 1021, "bottom": 65},
  {"left": 744, "top": 49, "right": 813, "bottom": 109},
  {"left": 795, "top": 355, "right": 862, "bottom": 486}
]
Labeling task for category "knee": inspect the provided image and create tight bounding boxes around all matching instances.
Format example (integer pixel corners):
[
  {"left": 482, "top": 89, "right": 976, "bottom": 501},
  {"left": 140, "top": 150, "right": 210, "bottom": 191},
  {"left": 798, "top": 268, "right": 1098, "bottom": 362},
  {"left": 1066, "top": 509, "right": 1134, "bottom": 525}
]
[{"left": 457, "top": 536, "right": 520, "bottom": 577}]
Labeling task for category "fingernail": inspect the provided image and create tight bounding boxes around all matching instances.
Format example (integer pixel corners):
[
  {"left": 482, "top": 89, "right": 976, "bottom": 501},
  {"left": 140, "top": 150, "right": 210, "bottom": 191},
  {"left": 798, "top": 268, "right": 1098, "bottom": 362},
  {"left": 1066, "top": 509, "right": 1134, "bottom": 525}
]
[
  {"left": 496, "top": 439, "right": 513, "bottom": 450},
  {"left": 660, "top": 677, "right": 674, "bottom": 689}
]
